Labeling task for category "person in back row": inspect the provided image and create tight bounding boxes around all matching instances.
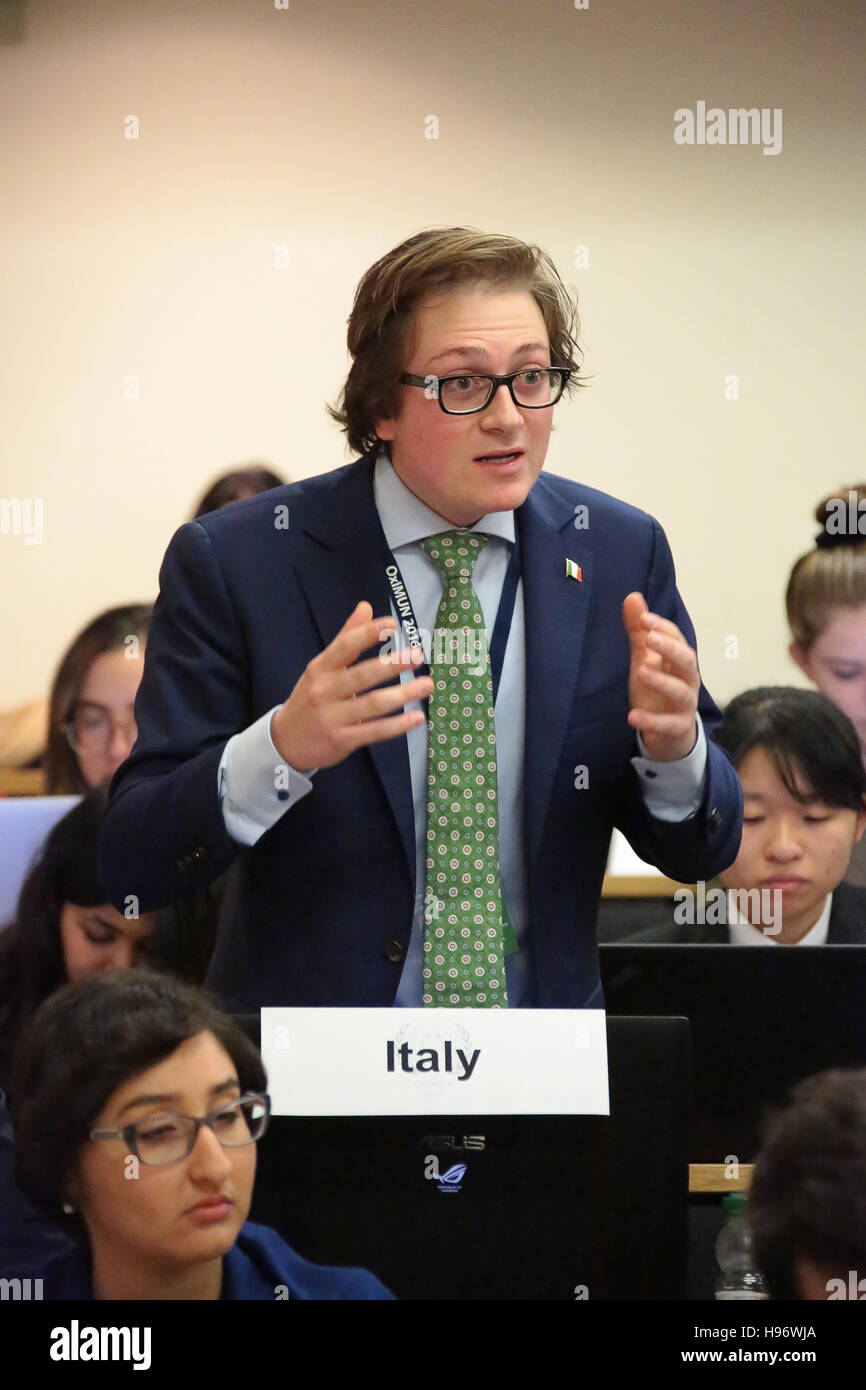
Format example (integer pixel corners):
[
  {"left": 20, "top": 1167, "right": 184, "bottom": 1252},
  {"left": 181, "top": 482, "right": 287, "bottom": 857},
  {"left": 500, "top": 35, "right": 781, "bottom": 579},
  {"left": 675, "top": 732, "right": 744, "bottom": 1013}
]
[
  {"left": 11, "top": 969, "right": 393, "bottom": 1299},
  {"left": 787, "top": 485, "right": 866, "bottom": 887},
  {"left": 46, "top": 604, "right": 152, "bottom": 793},
  {"left": 0, "top": 789, "right": 215, "bottom": 1095},
  {"left": 191, "top": 463, "right": 285, "bottom": 519},
  {"left": 0, "top": 791, "right": 216, "bottom": 1275},
  {"left": 628, "top": 687, "right": 866, "bottom": 945},
  {"left": 748, "top": 1068, "right": 866, "bottom": 1299},
  {"left": 0, "top": 603, "right": 151, "bottom": 785}
]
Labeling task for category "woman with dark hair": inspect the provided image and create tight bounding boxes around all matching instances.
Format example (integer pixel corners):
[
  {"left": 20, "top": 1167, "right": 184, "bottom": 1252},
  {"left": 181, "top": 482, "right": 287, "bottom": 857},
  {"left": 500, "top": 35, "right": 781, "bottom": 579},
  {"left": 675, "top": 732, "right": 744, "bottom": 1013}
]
[
  {"left": 11, "top": 969, "right": 393, "bottom": 1299},
  {"left": 629, "top": 687, "right": 866, "bottom": 945},
  {"left": 713, "top": 688, "right": 866, "bottom": 942},
  {"left": 192, "top": 464, "right": 285, "bottom": 520},
  {"left": 0, "top": 791, "right": 217, "bottom": 1273},
  {"left": 748, "top": 1068, "right": 866, "bottom": 1300},
  {"left": 45, "top": 604, "right": 152, "bottom": 793},
  {"left": 0, "top": 790, "right": 216, "bottom": 1093},
  {"left": 0, "top": 791, "right": 152, "bottom": 1092}
]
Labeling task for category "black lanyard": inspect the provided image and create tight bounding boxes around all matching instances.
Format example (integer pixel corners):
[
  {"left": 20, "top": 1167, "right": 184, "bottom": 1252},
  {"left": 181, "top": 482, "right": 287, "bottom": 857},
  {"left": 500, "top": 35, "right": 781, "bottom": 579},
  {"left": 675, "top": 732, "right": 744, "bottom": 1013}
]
[{"left": 383, "top": 530, "right": 522, "bottom": 706}]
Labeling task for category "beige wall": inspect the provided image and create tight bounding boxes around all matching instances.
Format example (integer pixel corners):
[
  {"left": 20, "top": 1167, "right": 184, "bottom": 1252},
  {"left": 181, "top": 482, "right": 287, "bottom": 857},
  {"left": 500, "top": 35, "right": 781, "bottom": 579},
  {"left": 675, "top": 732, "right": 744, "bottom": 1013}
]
[{"left": 1, "top": 0, "right": 863, "bottom": 707}]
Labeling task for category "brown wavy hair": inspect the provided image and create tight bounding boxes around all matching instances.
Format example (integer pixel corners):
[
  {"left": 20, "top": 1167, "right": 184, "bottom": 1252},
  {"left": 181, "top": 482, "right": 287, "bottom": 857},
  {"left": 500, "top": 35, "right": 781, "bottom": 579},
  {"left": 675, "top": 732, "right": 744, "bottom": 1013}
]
[
  {"left": 45, "top": 604, "right": 152, "bottom": 794},
  {"left": 327, "top": 226, "right": 585, "bottom": 457}
]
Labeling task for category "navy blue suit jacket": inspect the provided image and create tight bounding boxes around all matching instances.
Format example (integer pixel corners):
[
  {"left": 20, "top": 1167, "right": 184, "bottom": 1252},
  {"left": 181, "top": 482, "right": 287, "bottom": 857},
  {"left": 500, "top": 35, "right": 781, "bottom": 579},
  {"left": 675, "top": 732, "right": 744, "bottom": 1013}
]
[
  {"left": 38, "top": 1221, "right": 394, "bottom": 1300},
  {"left": 100, "top": 456, "right": 742, "bottom": 1009}
]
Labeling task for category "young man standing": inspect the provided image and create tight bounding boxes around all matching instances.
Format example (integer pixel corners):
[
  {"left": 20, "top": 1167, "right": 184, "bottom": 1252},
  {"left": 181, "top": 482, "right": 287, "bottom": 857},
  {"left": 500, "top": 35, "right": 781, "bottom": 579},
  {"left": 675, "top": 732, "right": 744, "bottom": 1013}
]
[{"left": 100, "top": 227, "right": 742, "bottom": 1010}]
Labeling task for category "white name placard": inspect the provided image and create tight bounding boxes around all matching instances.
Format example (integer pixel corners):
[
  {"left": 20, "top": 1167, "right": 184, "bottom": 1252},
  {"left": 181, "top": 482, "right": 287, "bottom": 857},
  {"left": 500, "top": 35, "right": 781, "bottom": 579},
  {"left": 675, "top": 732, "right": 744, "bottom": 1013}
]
[{"left": 260, "top": 1008, "right": 609, "bottom": 1116}]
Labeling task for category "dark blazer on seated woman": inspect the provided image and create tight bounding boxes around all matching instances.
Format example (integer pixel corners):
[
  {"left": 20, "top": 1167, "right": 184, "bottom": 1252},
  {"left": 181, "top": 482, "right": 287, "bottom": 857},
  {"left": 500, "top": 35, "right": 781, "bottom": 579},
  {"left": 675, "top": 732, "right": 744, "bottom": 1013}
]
[
  {"left": 37, "top": 1220, "right": 394, "bottom": 1301},
  {"left": 12, "top": 970, "right": 394, "bottom": 1302},
  {"left": 0, "top": 1089, "right": 73, "bottom": 1276},
  {"left": 624, "top": 881, "right": 866, "bottom": 944}
]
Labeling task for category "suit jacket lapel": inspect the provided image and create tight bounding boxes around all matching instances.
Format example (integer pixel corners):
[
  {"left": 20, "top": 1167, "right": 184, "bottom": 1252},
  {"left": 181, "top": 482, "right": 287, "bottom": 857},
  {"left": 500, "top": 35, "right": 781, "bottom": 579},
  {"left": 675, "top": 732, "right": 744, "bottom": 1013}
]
[
  {"left": 291, "top": 457, "right": 416, "bottom": 887},
  {"left": 520, "top": 476, "right": 594, "bottom": 870},
  {"left": 827, "top": 884, "right": 862, "bottom": 943}
]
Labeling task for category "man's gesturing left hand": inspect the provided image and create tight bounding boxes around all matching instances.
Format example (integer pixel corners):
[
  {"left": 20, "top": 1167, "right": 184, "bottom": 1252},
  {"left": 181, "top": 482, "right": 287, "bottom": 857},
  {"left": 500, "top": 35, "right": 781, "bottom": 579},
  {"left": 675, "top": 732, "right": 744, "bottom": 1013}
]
[{"left": 623, "top": 592, "right": 700, "bottom": 762}]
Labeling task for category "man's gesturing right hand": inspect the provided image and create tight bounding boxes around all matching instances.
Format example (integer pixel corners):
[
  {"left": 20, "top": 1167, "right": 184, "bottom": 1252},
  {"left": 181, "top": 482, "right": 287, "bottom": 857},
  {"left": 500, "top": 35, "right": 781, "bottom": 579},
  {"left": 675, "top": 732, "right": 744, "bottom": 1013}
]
[{"left": 270, "top": 601, "right": 432, "bottom": 774}]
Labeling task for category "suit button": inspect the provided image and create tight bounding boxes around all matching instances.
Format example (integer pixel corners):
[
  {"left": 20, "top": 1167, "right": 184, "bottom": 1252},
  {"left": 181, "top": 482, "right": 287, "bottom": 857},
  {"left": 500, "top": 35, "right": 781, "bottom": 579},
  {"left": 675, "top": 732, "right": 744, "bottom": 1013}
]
[
  {"left": 177, "top": 850, "right": 205, "bottom": 872},
  {"left": 708, "top": 807, "right": 721, "bottom": 832},
  {"left": 384, "top": 939, "right": 404, "bottom": 964}
]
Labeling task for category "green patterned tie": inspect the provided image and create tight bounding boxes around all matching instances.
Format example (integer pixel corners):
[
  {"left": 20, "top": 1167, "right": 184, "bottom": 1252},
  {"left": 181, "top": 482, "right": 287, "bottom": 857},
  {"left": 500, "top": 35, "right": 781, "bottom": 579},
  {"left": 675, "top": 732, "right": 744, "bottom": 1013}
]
[{"left": 420, "top": 530, "right": 508, "bottom": 1008}]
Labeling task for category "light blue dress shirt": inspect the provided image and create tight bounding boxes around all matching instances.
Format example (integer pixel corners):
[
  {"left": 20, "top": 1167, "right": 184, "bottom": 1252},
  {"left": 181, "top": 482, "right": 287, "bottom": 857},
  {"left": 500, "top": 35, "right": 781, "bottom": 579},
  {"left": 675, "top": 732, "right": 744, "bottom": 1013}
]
[{"left": 218, "top": 454, "right": 707, "bottom": 1005}]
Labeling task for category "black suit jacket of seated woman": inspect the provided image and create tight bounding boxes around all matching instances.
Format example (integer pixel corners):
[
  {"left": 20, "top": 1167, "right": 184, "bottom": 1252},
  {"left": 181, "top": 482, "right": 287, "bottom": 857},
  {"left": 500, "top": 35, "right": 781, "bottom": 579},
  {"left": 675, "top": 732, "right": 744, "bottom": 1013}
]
[
  {"left": 623, "top": 880, "right": 866, "bottom": 943},
  {"left": 0, "top": 1088, "right": 74, "bottom": 1278}
]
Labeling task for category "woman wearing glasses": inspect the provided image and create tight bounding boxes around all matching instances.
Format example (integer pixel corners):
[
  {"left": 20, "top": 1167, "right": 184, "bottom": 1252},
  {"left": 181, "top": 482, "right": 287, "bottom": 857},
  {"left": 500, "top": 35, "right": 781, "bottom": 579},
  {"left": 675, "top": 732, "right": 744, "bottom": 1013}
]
[
  {"left": 45, "top": 604, "right": 152, "bottom": 793},
  {"left": 0, "top": 791, "right": 218, "bottom": 1277},
  {"left": 11, "top": 969, "right": 393, "bottom": 1299}
]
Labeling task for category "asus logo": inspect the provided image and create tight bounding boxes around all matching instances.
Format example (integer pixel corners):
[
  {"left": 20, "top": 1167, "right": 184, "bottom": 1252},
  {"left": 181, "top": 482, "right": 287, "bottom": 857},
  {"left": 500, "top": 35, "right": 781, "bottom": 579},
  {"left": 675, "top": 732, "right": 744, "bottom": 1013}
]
[{"left": 418, "top": 1134, "right": 486, "bottom": 1152}]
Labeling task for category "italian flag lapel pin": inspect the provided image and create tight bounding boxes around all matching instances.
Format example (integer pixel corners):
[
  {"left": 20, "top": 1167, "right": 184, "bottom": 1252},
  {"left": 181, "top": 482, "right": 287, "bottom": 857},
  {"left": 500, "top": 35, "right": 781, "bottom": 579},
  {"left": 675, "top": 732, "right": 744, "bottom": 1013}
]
[{"left": 565, "top": 558, "right": 582, "bottom": 582}]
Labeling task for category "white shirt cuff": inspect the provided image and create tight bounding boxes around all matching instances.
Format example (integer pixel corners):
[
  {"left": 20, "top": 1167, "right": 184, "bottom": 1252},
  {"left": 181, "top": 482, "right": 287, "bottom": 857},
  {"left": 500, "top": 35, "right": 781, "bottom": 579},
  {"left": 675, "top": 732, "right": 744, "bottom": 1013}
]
[
  {"left": 218, "top": 705, "right": 315, "bottom": 846},
  {"left": 630, "top": 717, "right": 707, "bottom": 823}
]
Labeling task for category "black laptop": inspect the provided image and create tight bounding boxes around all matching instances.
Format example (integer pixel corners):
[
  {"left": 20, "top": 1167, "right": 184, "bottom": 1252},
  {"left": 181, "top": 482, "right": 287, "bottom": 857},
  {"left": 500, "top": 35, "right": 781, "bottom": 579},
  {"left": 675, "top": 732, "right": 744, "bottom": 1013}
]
[
  {"left": 235, "top": 1015, "right": 690, "bottom": 1300},
  {"left": 600, "top": 943, "right": 866, "bottom": 1162}
]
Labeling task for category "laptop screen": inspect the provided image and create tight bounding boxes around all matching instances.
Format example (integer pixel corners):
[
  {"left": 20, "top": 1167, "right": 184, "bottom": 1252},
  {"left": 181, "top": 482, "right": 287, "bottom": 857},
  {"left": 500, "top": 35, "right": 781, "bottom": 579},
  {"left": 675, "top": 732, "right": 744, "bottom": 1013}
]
[
  {"left": 235, "top": 1014, "right": 690, "bottom": 1300},
  {"left": 600, "top": 942, "right": 866, "bottom": 1160}
]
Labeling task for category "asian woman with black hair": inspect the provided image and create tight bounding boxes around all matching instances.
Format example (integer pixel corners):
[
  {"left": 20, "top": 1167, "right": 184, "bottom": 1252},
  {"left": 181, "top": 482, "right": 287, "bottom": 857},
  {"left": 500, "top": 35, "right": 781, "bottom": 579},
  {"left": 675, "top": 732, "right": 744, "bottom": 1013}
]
[{"left": 628, "top": 687, "right": 866, "bottom": 945}]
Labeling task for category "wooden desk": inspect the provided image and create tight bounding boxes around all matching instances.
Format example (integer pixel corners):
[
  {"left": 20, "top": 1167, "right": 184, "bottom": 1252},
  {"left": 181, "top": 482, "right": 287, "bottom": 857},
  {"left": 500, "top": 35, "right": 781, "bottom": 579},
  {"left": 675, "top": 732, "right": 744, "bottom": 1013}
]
[
  {"left": 0, "top": 767, "right": 45, "bottom": 796},
  {"left": 689, "top": 1163, "right": 753, "bottom": 1193},
  {"left": 602, "top": 873, "right": 690, "bottom": 898}
]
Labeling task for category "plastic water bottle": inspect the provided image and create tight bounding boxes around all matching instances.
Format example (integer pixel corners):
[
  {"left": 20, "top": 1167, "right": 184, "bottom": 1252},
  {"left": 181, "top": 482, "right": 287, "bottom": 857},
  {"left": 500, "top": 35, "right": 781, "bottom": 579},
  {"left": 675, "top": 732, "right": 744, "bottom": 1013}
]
[{"left": 714, "top": 1193, "right": 767, "bottom": 1299}]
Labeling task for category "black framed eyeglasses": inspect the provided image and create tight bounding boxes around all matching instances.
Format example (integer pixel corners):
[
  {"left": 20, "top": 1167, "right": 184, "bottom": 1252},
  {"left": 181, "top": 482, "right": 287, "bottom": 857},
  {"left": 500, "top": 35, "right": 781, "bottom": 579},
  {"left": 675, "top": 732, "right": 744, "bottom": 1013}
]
[
  {"left": 401, "top": 367, "right": 571, "bottom": 416},
  {"left": 89, "top": 1092, "right": 271, "bottom": 1167}
]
